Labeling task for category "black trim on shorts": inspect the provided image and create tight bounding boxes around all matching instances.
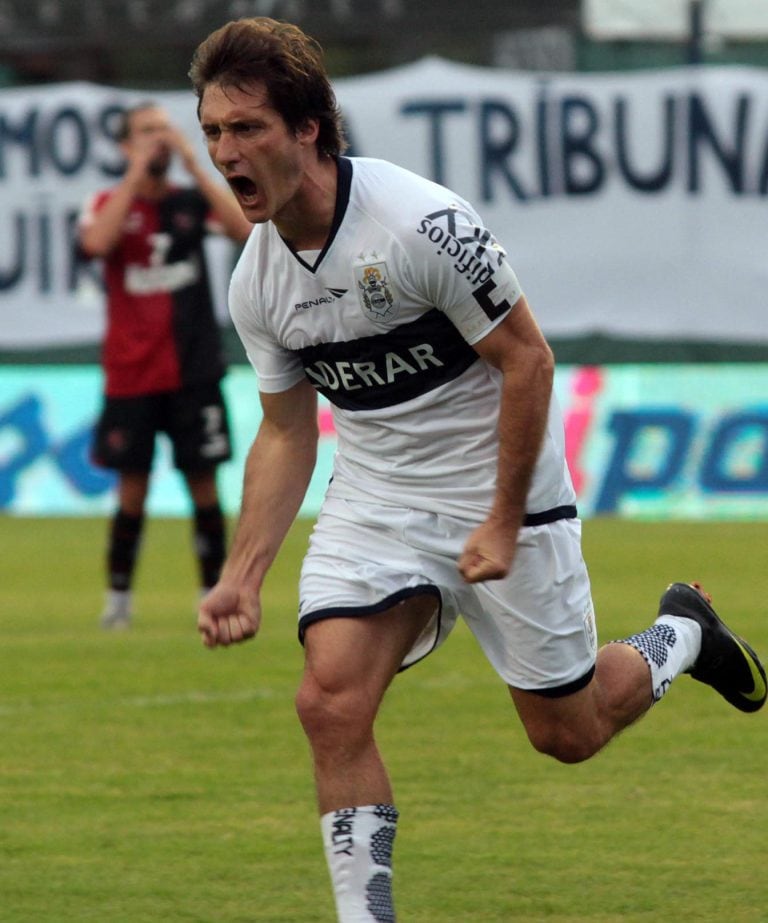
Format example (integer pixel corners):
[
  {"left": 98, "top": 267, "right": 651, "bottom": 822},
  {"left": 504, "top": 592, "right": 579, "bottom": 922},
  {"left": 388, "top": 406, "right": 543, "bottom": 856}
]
[
  {"left": 520, "top": 664, "right": 596, "bottom": 699},
  {"left": 298, "top": 584, "right": 442, "bottom": 672},
  {"left": 522, "top": 505, "right": 577, "bottom": 527}
]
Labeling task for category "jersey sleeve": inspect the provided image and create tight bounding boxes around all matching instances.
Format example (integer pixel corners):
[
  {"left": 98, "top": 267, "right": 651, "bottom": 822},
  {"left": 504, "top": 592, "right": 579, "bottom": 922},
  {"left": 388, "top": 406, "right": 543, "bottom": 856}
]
[
  {"left": 77, "top": 190, "right": 109, "bottom": 229},
  {"left": 406, "top": 199, "right": 523, "bottom": 345},
  {"left": 76, "top": 190, "right": 111, "bottom": 260},
  {"left": 228, "top": 268, "right": 305, "bottom": 394}
]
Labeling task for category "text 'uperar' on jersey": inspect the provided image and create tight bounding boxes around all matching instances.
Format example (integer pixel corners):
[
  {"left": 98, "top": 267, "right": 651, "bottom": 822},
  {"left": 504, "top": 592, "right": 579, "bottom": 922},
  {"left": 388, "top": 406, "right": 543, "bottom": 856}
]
[{"left": 298, "top": 310, "right": 479, "bottom": 411}]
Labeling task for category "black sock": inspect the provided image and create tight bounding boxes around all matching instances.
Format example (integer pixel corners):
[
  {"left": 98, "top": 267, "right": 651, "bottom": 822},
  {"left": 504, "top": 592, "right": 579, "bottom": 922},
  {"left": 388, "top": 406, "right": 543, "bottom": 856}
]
[
  {"left": 108, "top": 509, "right": 144, "bottom": 591},
  {"left": 193, "top": 503, "right": 226, "bottom": 589}
]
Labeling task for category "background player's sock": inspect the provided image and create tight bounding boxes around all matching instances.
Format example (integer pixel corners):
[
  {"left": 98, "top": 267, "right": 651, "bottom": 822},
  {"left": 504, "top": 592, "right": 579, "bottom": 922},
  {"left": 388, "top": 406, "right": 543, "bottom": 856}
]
[
  {"left": 107, "top": 509, "right": 144, "bottom": 592},
  {"left": 101, "top": 509, "right": 143, "bottom": 627},
  {"left": 321, "top": 804, "right": 398, "bottom": 923},
  {"left": 193, "top": 503, "right": 226, "bottom": 589},
  {"left": 614, "top": 616, "right": 701, "bottom": 702}
]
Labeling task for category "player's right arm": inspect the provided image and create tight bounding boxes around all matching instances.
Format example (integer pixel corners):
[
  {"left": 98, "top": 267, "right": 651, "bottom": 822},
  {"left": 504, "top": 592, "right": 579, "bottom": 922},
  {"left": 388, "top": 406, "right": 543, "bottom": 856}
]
[{"left": 197, "top": 377, "right": 319, "bottom": 648}]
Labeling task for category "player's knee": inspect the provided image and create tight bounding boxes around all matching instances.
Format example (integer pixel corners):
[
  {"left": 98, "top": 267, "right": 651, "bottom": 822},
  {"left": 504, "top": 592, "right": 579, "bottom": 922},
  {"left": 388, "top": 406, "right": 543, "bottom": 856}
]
[
  {"left": 294, "top": 676, "right": 328, "bottom": 737},
  {"left": 526, "top": 722, "right": 602, "bottom": 764},
  {"left": 295, "top": 675, "right": 372, "bottom": 745}
]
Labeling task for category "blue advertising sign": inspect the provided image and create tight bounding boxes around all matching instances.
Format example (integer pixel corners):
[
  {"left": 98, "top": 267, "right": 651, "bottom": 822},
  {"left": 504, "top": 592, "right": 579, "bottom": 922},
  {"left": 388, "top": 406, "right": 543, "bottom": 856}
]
[{"left": 2, "top": 363, "right": 767, "bottom": 520}]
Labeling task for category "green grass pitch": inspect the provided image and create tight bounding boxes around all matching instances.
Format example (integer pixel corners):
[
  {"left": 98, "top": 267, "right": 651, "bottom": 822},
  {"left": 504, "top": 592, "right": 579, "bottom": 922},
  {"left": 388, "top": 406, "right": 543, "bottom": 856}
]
[{"left": 1, "top": 516, "right": 767, "bottom": 922}]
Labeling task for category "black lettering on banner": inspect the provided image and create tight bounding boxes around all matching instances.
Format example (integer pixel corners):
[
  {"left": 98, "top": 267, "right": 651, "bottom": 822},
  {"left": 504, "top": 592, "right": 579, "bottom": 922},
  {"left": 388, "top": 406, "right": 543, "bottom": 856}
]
[
  {"left": 37, "top": 206, "right": 51, "bottom": 293},
  {"left": 536, "top": 81, "right": 552, "bottom": 198},
  {"left": 480, "top": 99, "right": 528, "bottom": 202},
  {"left": 46, "top": 107, "right": 89, "bottom": 176},
  {"left": 560, "top": 95, "right": 604, "bottom": 195},
  {"left": 98, "top": 104, "right": 128, "bottom": 177},
  {"left": 398, "top": 83, "right": 768, "bottom": 202},
  {"left": 0, "top": 102, "right": 127, "bottom": 180},
  {"left": 401, "top": 99, "right": 467, "bottom": 186},
  {"left": 0, "top": 206, "right": 105, "bottom": 295},
  {"left": 616, "top": 95, "right": 675, "bottom": 193},
  {"left": 0, "top": 215, "right": 25, "bottom": 289},
  {"left": 688, "top": 92, "right": 748, "bottom": 194},
  {"left": 0, "top": 110, "right": 40, "bottom": 178}
]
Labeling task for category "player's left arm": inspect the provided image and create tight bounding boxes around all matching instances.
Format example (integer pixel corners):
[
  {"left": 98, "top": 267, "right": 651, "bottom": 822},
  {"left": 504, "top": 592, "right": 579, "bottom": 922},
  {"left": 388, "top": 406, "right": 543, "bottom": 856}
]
[
  {"left": 167, "top": 125, "right": 252, "bottom": 242},
  {"left": 457, "top": 294, "right": 555, "bottom": 583}
]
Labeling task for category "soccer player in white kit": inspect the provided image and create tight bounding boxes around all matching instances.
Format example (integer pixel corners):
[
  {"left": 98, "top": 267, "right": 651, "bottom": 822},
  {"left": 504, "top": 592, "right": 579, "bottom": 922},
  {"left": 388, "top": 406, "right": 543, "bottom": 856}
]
[{"left": 190, "top": 18, "right": 767, "bottom": 923}]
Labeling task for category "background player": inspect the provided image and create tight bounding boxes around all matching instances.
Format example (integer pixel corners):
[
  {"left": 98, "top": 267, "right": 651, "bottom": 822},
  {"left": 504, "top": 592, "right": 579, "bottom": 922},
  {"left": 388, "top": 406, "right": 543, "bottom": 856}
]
[{"left": 78, "top": 102, "right": 252, "bottom": 629}]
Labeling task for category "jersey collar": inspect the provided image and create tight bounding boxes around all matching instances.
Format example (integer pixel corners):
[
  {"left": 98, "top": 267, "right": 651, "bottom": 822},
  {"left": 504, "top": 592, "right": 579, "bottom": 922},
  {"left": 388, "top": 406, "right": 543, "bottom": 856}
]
[{"left": 288, "top": 156, "right": 352, "bottom": 272}]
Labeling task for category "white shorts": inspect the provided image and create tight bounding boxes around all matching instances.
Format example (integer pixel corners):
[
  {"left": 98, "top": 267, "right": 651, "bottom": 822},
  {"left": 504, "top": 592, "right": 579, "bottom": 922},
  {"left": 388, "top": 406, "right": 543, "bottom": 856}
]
[{"left": 298, "top": 497, "right": 598, "bottom": 695}]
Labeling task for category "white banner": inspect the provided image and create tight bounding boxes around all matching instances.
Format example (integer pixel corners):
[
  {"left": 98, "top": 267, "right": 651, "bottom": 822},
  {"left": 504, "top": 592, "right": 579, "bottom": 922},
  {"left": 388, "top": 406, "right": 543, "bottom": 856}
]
[{"left": 2, "top": 62, "right": 768, "bottom": 347}]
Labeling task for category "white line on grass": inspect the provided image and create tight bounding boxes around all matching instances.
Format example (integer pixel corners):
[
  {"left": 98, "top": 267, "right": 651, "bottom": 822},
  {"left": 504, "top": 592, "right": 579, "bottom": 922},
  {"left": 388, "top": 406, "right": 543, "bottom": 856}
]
[{"left": 0, "top": 687, "right": 275, "bottom": 716}]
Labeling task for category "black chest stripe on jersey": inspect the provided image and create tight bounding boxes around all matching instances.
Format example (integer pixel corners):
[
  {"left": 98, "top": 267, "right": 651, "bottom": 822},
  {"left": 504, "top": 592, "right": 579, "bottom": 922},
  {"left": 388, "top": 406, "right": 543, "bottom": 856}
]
[{"left": 297, "top": 309, "right": 479, "bottom": 410}]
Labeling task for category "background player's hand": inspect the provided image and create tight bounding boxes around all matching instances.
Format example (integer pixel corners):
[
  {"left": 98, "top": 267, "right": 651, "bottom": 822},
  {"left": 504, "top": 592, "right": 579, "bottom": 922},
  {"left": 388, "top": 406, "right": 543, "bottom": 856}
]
[
  {"left": 123, "top": 131, "right": 169, "bottom": 184},
  {"left": 198, "top": 582, "right": 261, "bottom": 648},
  {"left": 458, "top": 517, "right": 519, "bottom": 583},
  {"left": 166, "top": 125, "right": 200, "bottom": 174},
  {"left": 124, "top": 136, "right": 162, "bottom": 176}
]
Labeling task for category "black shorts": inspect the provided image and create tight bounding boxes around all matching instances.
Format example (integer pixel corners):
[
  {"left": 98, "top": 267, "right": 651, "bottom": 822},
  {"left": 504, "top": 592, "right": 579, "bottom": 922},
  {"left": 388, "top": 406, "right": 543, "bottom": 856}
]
[{"left": 92, "top": 381, "right": 233, "bottom": 474}]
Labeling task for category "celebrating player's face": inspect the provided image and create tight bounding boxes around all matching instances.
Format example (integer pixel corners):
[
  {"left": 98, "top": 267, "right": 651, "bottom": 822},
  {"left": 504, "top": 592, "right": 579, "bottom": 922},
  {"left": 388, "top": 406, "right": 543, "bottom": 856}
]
[{"left": 199, "top": 81, "right": 318, "bottom": 227}]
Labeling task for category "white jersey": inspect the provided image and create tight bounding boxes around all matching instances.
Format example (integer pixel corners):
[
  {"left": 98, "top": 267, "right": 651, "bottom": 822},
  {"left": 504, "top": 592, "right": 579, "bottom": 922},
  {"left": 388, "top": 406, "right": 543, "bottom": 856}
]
[{"left": 229, "top": 157, "right": 575, "bottom": 520}]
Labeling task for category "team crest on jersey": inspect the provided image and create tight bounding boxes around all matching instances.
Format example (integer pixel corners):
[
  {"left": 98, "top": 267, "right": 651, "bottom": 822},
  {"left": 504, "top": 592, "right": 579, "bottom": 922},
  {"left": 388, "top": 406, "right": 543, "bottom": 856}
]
[{"left": 354, "top": 260, "right": 399, "bottom": 323}]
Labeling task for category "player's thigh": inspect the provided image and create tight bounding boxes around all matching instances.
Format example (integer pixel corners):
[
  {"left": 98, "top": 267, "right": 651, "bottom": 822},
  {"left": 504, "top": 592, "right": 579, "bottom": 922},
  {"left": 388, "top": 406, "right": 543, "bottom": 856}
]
[
  {"left": 299, "top": 497, "right": 463, "bottom": 672},
  {"left": 166, "top": 381, "right": 232, "bottom": 471},
  {"left": 91, "top": 395, "right": 158, "bottom": 471},
  {"left": 117, "top": 471, "right": 151, "bottom": 513},
  {"left": 302, "top": 594, "right": 438, "bottom": 709},
  {"left": 183, "top": 469, "right": 220, "bottom": 507},
  {"left": 509, "top": 678, "right": 600, "bottom": 748},
  {"left": 508, "top": 678, "right": 616, "bottom": 763}
]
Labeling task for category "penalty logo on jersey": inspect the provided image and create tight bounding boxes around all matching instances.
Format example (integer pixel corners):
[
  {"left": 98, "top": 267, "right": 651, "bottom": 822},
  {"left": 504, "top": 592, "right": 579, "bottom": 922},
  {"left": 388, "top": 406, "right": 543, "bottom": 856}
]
[{"left": 355, "top": 260, "right": 399, "bottom": 324}]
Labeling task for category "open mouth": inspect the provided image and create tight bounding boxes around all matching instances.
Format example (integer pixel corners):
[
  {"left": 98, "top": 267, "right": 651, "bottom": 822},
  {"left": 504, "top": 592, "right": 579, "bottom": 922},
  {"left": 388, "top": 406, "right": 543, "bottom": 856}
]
[{"left": 228, "top": 175, "right": 260, "bottom": 204}]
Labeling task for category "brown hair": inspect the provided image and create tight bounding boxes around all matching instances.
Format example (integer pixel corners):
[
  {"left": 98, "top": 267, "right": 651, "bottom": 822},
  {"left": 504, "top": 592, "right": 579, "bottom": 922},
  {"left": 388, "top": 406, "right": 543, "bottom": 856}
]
[{"left": 189, "top": 17, "right": 346, "bottom": 158}]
